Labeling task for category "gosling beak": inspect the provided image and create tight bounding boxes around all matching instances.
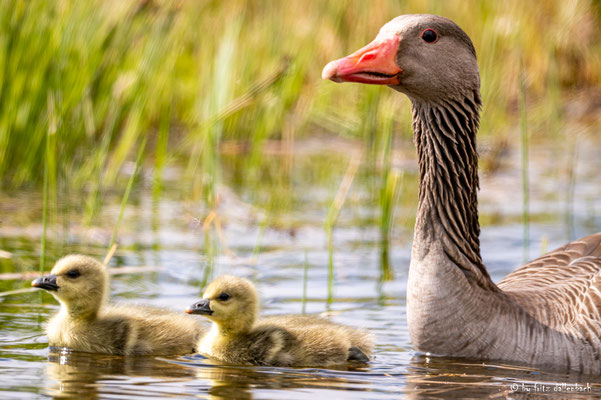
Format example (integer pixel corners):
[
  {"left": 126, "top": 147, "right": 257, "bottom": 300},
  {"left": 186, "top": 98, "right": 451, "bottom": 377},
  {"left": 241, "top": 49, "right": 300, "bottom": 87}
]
[
  {"left": 31, "top": 274, "right": 59, "bottom": 291},
  {"left": 322, "top": 34, "right": 402, "bottom": 85},
  {"left": 185, "top": 298, "right": 213, "bottom": 315}
]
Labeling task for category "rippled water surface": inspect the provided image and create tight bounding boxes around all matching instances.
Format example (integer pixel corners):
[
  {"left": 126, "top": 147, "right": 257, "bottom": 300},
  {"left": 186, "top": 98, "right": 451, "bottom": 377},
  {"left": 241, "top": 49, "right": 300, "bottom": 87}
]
[{"left": 2, "top": 133, "right": 601, "bottom": 399}]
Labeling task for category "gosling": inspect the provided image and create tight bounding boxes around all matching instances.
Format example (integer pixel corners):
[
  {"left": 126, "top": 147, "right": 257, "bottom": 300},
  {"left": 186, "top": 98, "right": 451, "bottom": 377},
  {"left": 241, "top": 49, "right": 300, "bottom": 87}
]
[
  {"left": 185, "top": 275, "right": 374, "bottom": 366},
  {"left": 32, "top": 254, "right": 205, "bottom": 356}
]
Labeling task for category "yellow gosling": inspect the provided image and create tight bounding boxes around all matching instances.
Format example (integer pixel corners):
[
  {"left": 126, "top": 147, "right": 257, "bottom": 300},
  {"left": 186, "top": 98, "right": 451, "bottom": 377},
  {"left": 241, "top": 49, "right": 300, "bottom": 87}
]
[
  {"left": 185, "top": 275, "right": 374, "bottom": 366},
  {"left": 32, "top": 254, "right": 205, "bottom": 356}
]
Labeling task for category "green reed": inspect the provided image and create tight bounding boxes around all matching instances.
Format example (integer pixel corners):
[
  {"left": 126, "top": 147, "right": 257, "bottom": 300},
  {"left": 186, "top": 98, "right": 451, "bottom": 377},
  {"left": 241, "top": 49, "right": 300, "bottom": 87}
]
[
  {"left": 545, "top": 49, "right": 577, "bottom": 242},
  {"left": 564, "top": 139, "right": 578, "bottom": 240},
  {"left": 325, "top": 155, "right": 360, "bottom": 304},
  {"left": 109, "top": 136, "right": 147, "bottom": 249},
  {"left": 252, "top": 212, "right": 270, "bottom": 261},
  {"left": 152, "top": 106, "right": 171, "bottom": 203},
  {"left": 379, "top": 169, "right": 402, "bottom": 281},
  {"left": 378, "top": 100, "right": 398, "bottom": 274},
  {"left": 201, "top": 224, "right": 216, "bottom": 292},
  {"left": 518, "top": 65, "right": 530, "bottom": 262},
  {"left": 302, "top": 251, "right": 309, "bottom": 314},
  {"left": 40, "top": 93, "right": 59, "bottom": 272},
  {"left": 40, "top": 130, "right": 49, "bottom": 273}
]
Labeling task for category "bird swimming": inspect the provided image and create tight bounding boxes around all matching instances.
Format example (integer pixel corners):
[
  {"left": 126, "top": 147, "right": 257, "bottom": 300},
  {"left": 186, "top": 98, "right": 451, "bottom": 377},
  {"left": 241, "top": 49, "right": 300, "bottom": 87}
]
[
  {"left": 185, "top": 275, "right": 373, "bottom": 366},
  {"left": 323, "top": 14, "right": 601, "bottom": 373},
  {"left": 32, "top": 254, "right": 205, "bottom": 356}
]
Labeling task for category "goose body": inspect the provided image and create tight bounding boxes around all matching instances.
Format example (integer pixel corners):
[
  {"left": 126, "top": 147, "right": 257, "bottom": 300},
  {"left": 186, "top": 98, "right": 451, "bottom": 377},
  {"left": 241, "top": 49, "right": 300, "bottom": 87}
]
[
  {"left": 186, "top": 275, "right": 373, "bottom": 366},
  {"left": 323, "top": 14, "right": 601, "bottom": 373},
  {"left": 32, "top": 255, "right": 204, "bottom": 356}
]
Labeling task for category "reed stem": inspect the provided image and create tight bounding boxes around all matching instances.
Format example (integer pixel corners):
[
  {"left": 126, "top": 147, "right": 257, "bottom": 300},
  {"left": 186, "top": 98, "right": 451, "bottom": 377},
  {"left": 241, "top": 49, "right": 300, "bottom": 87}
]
[
  {"left": 325, "top": 154, "right": 360, "bottom": 304},
  {"left": 302, "top": 251, "right": 308, "bottom": 314},
  {"left": 518, "top": 66, "right": 530, "bottom": 262},
  {"left": 109, "top": 136, "right": 147, "bottom": 249}
]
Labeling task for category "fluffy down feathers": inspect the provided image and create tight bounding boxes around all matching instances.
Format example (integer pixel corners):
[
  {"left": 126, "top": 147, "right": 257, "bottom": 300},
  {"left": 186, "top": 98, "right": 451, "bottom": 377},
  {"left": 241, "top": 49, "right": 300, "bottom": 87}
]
[
  {"left": 187, "top": 275, "right": 373, "bottom": 366},
  {"left": 33, "top": 255, "right": 204, "bottom": 356}
]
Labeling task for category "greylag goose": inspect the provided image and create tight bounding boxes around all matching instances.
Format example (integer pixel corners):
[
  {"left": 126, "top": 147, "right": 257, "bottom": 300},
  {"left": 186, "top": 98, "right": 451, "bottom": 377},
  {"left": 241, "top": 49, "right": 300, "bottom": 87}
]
[
  {"left": 323, "top": 14, "right": 601, "bottom": 373},
  {"left": 185, "top": 275, "right": 374, "bottom": 366},
  {"left": 32, "top": 255, "right": 205, "bottom": 355}
]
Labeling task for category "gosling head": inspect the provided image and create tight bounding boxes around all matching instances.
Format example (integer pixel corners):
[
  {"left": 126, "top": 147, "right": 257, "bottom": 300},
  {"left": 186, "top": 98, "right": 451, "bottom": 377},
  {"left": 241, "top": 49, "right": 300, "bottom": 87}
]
[
  {"left": 186, "top": 275, "right": 258, "bottom": 334},
  {"left": 322, "top": 14, "right": 479, "bottom": 101},
  {"left": 32, "top": 255, "right": 108, "bottom": 319}
]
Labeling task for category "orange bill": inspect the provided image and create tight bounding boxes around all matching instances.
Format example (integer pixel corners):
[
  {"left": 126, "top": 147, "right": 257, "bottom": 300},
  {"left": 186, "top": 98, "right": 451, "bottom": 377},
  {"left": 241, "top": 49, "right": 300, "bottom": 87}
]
[{"left": 322, "top": 34, "right": 401, "bottom": 85}]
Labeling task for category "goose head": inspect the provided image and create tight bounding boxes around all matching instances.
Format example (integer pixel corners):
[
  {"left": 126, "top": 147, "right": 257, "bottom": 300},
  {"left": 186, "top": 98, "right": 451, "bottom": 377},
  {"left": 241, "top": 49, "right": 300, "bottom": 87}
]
[
  {"left": 322, "top": 14, "right": 479, "bottom": 101},
  {"left": 186, "top": 275, "right": 258, "bottom": 334},
  {"left": 32, "top": 255, "right": 108, "bottom": 318}
]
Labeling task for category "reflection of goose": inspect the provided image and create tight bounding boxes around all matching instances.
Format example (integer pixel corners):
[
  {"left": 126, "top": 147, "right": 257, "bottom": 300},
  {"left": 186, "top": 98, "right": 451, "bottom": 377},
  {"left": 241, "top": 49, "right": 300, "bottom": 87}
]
[
  {"left": 193, "top": 365, "right": 254, "bottom": 400},
  {"left": 46, "top": 349, "right": 196, "bottom": 399},
  {"left": 323, "top": 14, "right": 601, "bottom": 373},
  {"left": 404, "top": 355, "right": 600, "bottom": 399},
  {"left": 32, "top": 255, "right": 204, "bottom": 355},
  {"left": 192, "top": 361, "right": 370, "bottom": 400},
  {"left": 186, "top": 275, "right": 373, "bottom": 366}
]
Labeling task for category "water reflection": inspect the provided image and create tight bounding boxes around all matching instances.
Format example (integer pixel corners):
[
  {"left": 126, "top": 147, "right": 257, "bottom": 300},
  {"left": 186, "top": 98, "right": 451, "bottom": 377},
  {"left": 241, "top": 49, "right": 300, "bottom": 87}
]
[
  {"left": 188, "top": 361, "right": 254, "bottom": 400},
  {"left": 40, "top": 349, "right": 601, "bottom": 399},
  {"left": 183, "top": 356, "right": 376, "bottom": 400},
  {"left": 46, "top": 349, "right": 389, "bottom": 400},
  {"left": 405, "top": 355, "right": 601, "bottom": 399},
  {"left": 46, "top": 349, "right": 196, "bottom": 399}
]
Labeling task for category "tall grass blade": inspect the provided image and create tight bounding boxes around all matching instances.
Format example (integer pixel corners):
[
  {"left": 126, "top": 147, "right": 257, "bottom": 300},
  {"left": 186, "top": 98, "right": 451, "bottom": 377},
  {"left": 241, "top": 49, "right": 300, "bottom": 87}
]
[
  {"left": 201, "top": 231, "right": 214, "bottom": 294},
  {"left": 379, "top": 169, "right": 402, "bottom": 282},
  {"left": 152, "top": 105, "right": 171, "bottom": 202},
  {"left": 251, "top": 212, "right": 270, "bottom": 263},
  {"left": 41, "top": 93, "right": 58, "bottom": 272},
  {"left": 199, "top": 210, "right": 218, "bottom": 293},
  {"left": 565, "top": 138, "right": 578, "bottom": 240},
  {"left": 518, "top": 65, "right": 530, "bottom": 262},
  {"left": 40, "top": 134, "right": 49, "bottom": 273},
  {"left": 325, "top": 153, "right": 361, "bottom": 304},
  {"left": 109, "top": 136, "right": 147, "bottom": 249},
  {"left": 103, "top": 243, "right": 118, "bottom": 266},
  {"left": 302, "top": 251, "right": 308, "bottom": 314}
]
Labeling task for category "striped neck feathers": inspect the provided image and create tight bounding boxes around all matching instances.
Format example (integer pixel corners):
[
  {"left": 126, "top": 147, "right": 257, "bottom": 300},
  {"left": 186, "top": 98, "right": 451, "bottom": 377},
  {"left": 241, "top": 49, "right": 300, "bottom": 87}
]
[{"left": 411, "top": 89, "right": 497, "bottom": 291}]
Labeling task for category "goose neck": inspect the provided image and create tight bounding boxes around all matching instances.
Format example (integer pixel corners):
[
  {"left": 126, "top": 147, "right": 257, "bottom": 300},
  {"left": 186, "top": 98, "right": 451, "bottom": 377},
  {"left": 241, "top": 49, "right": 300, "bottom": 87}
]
[{"left": 410, "top": 92, "right": 496, "bottom": 291}]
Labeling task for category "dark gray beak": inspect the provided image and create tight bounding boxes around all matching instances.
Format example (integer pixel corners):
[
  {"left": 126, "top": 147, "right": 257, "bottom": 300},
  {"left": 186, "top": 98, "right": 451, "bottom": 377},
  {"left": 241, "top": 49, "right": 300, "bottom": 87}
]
[
  {"left": 185, "top": 298, "right": 213, "bottom": 315},
  {"left": 32, "top": 274, "right": 59, "bottom": 291}
]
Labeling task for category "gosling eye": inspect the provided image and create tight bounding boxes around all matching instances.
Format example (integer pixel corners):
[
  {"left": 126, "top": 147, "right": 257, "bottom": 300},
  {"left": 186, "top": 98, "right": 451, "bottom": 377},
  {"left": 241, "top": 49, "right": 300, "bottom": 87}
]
[
  {"left": 65, "top": 269, "right": 81, "bottom": 279},
  {"left": 217, "top": 292, "right": 231, "bottom": 302},
  {"left": 421, "top": 28, "right": 438, "bottom": 43}
]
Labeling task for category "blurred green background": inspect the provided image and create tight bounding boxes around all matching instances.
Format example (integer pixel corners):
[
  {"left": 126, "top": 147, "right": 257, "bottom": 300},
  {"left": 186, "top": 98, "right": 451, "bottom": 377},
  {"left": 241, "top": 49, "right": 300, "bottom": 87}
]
[{"left": 0, "top": 0, "right": 600, "bottom": 262}]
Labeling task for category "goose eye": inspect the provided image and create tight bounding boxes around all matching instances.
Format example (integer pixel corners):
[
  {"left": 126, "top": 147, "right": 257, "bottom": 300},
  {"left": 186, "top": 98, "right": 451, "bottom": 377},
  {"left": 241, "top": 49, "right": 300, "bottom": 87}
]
[
  {"left": 421, "top": 29, "right": 438, "bottom": 43},
  {"left": 66, "top": 269, "right": 80, "bottom": 279},
  {"left": 217, "top": 293, "right": 231, "bottom": 301}
]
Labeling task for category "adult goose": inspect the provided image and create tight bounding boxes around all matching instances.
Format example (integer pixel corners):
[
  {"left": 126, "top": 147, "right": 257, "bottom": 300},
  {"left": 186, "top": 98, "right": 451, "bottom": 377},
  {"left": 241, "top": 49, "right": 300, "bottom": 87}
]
[{"left": 322, "top": 14, "right": 601, "bottom": 373}]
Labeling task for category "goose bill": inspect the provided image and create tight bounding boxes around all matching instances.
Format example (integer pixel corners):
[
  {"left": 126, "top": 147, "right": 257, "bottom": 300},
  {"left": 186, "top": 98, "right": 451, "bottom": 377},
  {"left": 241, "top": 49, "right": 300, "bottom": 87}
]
[
  {"left": 322, "top": 34, "right": 401, "bottom": 85},
  {"left": 185, "top": 298, "right": 213, "bottom": 315},
  {"left": 31, "top": 274, "right": 59, "bottom": 291}
]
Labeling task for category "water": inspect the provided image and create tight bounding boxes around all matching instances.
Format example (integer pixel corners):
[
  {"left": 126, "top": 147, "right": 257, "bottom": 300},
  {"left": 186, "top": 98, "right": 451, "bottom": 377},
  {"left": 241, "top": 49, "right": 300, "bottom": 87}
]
[{"left": 1, "top": 133, "right": 601, "bottom": 399}]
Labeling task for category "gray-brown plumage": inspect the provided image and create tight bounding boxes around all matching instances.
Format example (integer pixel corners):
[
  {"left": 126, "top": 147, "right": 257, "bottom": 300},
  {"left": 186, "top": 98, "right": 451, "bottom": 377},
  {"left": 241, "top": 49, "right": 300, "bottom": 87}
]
[
  {"left": 323, "top": 14, "right": 601, "bottom": 373},
  {"left": 32, "top": 255, "right": 204, "bottom": 355},
  {"left": 185, "top": 275, "right": 374, "bottom": 366}
]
